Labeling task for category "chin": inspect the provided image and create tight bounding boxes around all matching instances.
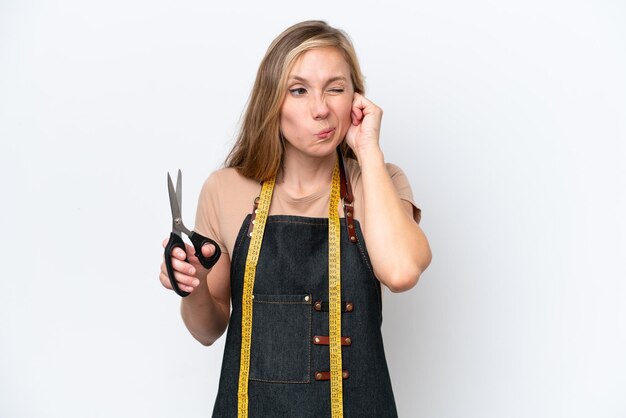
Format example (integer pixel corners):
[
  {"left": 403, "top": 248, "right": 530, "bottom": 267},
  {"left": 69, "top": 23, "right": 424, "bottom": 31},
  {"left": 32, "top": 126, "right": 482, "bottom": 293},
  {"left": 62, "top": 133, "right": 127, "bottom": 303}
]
[
  {"left": 286, "top": 135, "right": 343, "bottom": 160},
  {"left": 311, "top": 140, "right": 342, "bottom": 157}
]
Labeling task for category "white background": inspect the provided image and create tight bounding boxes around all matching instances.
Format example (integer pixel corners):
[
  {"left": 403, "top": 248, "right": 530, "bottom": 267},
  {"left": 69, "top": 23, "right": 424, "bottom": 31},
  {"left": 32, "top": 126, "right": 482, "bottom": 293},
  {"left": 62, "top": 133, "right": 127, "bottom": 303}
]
[{"left": 1, "top": 1, "right": 625, "bottom": 417}]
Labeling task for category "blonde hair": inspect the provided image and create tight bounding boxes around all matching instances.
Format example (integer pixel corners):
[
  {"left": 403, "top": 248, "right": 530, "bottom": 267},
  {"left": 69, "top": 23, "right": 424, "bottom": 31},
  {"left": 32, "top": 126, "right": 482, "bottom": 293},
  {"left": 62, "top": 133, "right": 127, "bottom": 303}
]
[{"left": 225, "top": 20, "right": 365, "bottom": 182}]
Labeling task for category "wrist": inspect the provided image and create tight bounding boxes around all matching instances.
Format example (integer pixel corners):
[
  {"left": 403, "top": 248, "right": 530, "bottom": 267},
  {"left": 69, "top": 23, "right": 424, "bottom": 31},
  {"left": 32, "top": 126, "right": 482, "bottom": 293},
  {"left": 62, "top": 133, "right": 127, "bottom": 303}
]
[{"left": 354, "top": 144, "right": 384, "bottom": 166}]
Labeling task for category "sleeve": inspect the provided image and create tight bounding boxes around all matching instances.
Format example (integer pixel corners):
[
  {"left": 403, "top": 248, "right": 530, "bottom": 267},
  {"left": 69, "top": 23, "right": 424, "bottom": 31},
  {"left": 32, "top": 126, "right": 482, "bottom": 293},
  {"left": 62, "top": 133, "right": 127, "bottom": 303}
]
[
  {"left": 194, "top": 171, "right": 229, "bottom": 254},
  {"left": 386, "top": 163, "right": 422, "bottom": 224}
]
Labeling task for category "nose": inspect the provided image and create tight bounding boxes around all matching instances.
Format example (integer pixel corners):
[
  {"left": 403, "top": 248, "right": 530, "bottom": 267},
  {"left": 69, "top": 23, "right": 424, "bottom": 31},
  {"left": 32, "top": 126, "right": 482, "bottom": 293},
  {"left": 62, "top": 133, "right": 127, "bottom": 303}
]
[{"left": 310, "top": 95, "right": 330, "bottom": 120}]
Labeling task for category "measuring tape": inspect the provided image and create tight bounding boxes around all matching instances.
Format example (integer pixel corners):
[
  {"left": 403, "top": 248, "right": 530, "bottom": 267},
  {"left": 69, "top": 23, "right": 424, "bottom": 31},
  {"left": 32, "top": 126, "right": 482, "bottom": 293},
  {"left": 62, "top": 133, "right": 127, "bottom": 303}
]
[
  {"left": 237, "top": 157, "right": 344, "bottom": 417},
  {"left": 237, "top": 175, "right": 275, "bottom": 416},
  {"left": 327, "top": 159, "right": 344, "bottom": 417}
]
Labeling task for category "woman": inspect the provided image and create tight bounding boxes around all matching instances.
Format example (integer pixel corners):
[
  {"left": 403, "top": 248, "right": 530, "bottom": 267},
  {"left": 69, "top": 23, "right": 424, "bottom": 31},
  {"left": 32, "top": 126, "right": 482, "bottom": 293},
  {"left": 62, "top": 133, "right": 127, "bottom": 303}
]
[{"left": 159, "top": 20, "right": 432, "bottom": 417}]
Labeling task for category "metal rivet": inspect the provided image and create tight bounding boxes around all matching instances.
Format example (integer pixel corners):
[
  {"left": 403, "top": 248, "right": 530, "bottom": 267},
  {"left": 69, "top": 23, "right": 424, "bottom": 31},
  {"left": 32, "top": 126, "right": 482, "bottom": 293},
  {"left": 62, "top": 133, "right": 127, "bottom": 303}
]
[
  {"left": 251, "top": 295, "right": 255, "bottom": 300},
  {"left": 342, "top": 371, "right": 348, "bottom": 379},
  {"left": 304, "top": 295, "right": 310, "bottom": 302},
  {"left": 252, "top": 220, "right": 256, "bottom": 225},
  {"left": 254, "top": 209, "right": 258, "bottom": 214},
  {"left": 347, "top": 212, "right": 352, "bottom": 217},
  {"left": 350, "top": 236, "right": 356, "bottom": 242},
  {"left": 348, "top": 224, "right": 353, "bottom": 229},
  {"left": 346, "top": 303, "right": 353, "bottom": 312},
  {"left": 344, "top": 337, "right": 351, "bottom": 345},
  {"left": 316, "top": 372, "right": 323, "bottom": 380},
  {"left": 315, "top": 302, "right": 322, "bottom": 310},
  {"left": 314, "top": 337, "right": 320, "bottom": 344}
]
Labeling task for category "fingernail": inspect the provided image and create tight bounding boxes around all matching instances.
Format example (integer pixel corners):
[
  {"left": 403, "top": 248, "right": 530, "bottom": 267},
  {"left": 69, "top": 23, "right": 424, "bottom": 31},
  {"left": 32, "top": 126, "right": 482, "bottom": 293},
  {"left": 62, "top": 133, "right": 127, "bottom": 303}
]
[
  {"left": 192, "top": 279, "right": 200, "bottom": 287},
  {"left": 189, "top": 267, "right": 195, "bottom": 275}
]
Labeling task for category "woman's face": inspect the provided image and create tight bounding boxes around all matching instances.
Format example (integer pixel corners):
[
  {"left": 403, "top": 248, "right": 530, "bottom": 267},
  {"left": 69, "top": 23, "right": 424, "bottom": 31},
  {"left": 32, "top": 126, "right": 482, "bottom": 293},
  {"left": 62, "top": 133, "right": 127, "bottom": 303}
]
[{"left": 280, "top": 47, "right": 354, "bottom": 160}]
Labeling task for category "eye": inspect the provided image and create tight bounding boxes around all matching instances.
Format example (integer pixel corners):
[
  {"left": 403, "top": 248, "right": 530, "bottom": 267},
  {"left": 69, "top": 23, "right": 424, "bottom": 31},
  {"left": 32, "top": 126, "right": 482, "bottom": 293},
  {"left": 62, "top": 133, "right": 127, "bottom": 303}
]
[
  {"left": 289, "top": 87, "right": 307, "bottom": 96},
  {"left": 328, "top": 88, "right": 345, "bottom": 94}
]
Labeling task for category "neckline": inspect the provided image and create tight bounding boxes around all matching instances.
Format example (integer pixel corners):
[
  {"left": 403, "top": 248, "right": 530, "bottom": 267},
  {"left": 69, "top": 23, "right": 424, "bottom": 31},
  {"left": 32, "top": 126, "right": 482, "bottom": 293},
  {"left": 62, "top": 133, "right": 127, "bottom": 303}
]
[{"left": 274, "top": 182, "right": 330, "bottom": 205}]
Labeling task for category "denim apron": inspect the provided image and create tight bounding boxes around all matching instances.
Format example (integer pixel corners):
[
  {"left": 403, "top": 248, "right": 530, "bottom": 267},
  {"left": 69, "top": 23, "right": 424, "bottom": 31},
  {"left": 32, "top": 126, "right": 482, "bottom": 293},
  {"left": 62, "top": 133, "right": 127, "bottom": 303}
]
[{"left": 211, "top": 213, "right": 399, "bottom": 417}]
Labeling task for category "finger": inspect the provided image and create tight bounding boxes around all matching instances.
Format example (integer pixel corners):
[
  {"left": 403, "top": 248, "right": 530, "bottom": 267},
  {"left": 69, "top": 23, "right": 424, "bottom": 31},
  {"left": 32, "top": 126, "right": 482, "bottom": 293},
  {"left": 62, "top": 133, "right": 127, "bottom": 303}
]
[
  {"left": 353, "top": 92, "right": 374, "bottom": 108},
  {"left": 160, "top": 269, "right": 200, "bottom": 290},
  {"left": 176, "top": 283, "right": 195, "bottom": 293},
  {"left": 159, "top": 272, "right": 172, "bottom": 289},
  {"left": 175, "top": 274, "right": 197, "bottom": 293},
  {"left": 174, "top": 271, "right": 200, "bottom": 288},
  {"left": 160, "top": 272, "right": 195, "bottom": 294},
  {"left": 161, "top": 236, "right": 190, "bottom": 260},
  {"left": 352, "top": 92, "right": 365, "bottom": 108},
  {"left": 168, "top": 246, "right": 188, "bottom": 261},
  {"left": 351, "top": 104, "right": 364, "bottom": 123},
  {"left": 352, "top": 93, "right": 380, "bottom": 116},
  {"left": 160, "top": 256, "right": 196, "bottom": 282},
  {"left": 201, "top": 242, "right": 216, "bottom": 258},
  {"left": 165, "top": 256, "right": 196, "bottom": 276}
]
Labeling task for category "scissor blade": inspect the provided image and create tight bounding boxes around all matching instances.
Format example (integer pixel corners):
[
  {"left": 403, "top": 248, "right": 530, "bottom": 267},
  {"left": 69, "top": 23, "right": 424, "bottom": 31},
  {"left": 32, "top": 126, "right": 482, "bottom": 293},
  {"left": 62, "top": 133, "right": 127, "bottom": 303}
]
[
  {"left": 167, "top": 172, "right": 182, "bottom": 221},
  {"left": 176, "top": 169, "right": 183, "bottom": 212}
]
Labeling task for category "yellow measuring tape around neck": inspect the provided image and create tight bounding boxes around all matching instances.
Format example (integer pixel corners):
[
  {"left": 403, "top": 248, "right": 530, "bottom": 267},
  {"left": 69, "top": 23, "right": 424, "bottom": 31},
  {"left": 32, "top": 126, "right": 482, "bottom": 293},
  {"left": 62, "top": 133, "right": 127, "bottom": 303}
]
[
  {"left": 237, "top": 157, "right": 344, "bottom": 417},
  {"left": 237, "top": 175, "right": 274, "bottom": 416},
  {"left": 327, "top": 158, "right": 344, "bottom": 417}
]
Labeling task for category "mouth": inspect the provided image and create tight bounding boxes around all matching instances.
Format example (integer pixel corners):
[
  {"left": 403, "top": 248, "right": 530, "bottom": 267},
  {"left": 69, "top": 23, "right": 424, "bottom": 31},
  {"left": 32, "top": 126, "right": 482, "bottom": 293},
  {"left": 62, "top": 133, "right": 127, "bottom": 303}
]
[{"left": 316, "top": 127, "right": 335, "bottom": 139}]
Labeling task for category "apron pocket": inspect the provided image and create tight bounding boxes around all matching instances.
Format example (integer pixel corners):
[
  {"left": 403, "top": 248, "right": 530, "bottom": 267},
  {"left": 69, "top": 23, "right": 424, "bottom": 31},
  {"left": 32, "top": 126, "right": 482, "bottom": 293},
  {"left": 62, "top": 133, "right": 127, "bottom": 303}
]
[{"left": 249, "top": 293, "right": 312, "bottom": 383}]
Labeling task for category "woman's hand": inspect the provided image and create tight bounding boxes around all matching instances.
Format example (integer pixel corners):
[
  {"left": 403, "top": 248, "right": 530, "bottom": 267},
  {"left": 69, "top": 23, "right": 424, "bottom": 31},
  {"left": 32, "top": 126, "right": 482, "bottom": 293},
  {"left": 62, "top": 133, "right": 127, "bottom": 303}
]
[
  {"left": 159, "top": 238, "right": 217, "bottom": 294},
  {"left": 345, "top": 93, "right": 383, "bottom": 157}
]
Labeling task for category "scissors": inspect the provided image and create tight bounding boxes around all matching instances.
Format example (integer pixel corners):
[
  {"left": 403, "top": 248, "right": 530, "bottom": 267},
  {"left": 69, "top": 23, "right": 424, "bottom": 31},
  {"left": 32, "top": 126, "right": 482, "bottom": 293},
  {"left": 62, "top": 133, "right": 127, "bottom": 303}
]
[{"left": 165, "top": 170, "right": 221, "bottom": 297}]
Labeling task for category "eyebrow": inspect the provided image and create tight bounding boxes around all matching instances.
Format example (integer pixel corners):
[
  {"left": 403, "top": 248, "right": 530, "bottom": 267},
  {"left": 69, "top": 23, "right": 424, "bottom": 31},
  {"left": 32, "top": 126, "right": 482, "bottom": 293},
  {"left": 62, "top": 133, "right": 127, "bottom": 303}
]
[{"left": 288, "top": 75, "right": 348, "bottom": 84}]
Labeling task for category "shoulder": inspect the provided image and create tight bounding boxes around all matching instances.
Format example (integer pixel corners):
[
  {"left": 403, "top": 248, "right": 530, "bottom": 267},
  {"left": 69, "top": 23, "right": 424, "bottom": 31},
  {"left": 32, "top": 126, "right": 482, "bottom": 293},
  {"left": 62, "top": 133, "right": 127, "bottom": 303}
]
[
  {"left": 196, "top": 167, "right": 261, "bottom": 256},
  {"left": 199, "top": 167, "right": 260, "bottom": 204},
  {"left": 344, "top": 157, "right": 410, "bottom": 185},
  {"left": 198, "top": 166, "right": 261, "bottom": 224},
  {"left": 383, "top": 162, "right": 409, "bottom": 179},
  {"left": 202, "top": 167, "right": 259, "bottom": 192},
  {"left": 345, "top": 157, "right": 421, "bottom": 223}
]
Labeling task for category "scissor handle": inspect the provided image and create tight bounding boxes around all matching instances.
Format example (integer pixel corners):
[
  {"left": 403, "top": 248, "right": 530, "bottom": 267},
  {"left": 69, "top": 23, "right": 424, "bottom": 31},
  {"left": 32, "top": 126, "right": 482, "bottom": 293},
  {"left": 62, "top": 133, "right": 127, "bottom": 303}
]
[
  {"left": 188, "top": 231, "right": 221, "bottom": 269},
  {"left": 164, "top": 231, "right": 222, "bottom": 297},
  {"left": 164, "top": 232, "right": 190, "bottom": 297}
]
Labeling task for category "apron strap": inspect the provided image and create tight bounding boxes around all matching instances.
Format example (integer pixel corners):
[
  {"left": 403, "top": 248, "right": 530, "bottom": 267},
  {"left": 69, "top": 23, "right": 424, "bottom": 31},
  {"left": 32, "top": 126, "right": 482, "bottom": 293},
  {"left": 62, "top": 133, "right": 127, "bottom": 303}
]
[{"left": 337, "top": 148, "right": 358, "bottom": 244}]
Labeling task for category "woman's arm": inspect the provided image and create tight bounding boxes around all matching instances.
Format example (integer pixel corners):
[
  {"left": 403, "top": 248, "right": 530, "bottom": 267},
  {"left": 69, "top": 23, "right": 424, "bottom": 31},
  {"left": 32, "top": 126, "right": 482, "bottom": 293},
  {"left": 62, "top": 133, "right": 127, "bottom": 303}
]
[
  {"left": 180, "top": 252, "right": 231, "bottom": 346},
  {"left": 346, "top": 94, "right": 432, "bottom": 292},
  {"left": 160, "top": 241, "right": 232, "bottom": 346}
]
